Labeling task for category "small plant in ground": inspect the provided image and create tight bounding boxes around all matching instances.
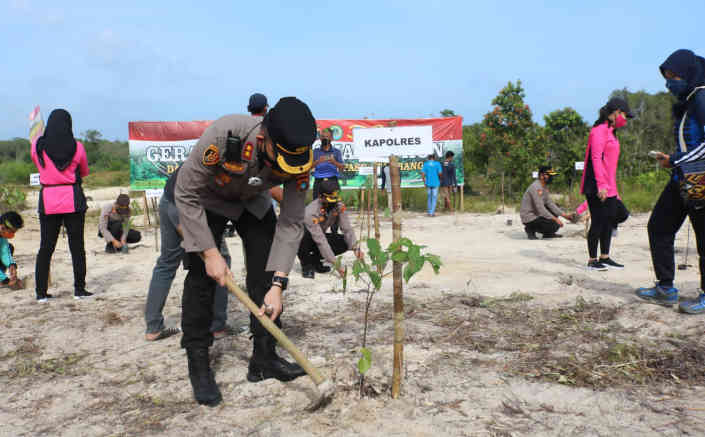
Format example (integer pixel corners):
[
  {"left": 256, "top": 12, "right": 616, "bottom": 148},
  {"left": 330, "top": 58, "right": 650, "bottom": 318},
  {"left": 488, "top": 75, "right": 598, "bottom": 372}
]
[{"left": 345, "top": 237, "right": 441, "bottom": 396}]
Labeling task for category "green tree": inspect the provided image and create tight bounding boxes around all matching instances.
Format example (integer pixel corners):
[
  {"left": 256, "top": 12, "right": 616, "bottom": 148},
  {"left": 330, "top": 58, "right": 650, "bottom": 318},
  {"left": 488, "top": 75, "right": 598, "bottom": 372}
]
[
  {"left": 543, "top": 108, "right": 589, "bottom": 188},
  {"left": 440, "top": 109, "right": 456, "bottom": 117},
  {"left": 480, "top": 80, "right": 540, "bottom": 196}
]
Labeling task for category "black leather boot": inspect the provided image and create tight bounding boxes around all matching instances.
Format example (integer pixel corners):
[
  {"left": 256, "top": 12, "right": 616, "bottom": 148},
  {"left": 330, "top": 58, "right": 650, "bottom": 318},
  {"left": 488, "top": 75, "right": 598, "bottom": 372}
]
[
  {"left": 314, "top": 260, "right": 331, "bottom": 274},
  {"left": 247, "top": 336, "right": 306, "bottom": 382},
  {"left": 186, "top": 347, "right": 222, "bottom": 406}
]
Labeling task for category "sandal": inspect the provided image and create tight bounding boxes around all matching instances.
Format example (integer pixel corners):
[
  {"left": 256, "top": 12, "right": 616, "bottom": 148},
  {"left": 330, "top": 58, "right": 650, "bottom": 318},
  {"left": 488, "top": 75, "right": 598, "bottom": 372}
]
[{"left": 145, "top": 327, "right": 181, "bottom": 341}]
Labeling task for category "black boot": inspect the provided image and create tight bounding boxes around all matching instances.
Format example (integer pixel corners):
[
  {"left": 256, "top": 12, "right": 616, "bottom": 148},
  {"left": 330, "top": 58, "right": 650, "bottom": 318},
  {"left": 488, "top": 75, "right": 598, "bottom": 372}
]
[
  {"left": 186, "top": 347, "right": 222, "bottom": 406},
  {"left": 525, "top": 228, "right": 538, "bottom": 240},
  {"left": 301, "top": 265, "right": 315, "bottom": 279},
  {"left": 314, "top": 260, "right": 331, "bottom": 274},
  {"left": 247, "top": 336, "right": 306, "bottom": 382}
]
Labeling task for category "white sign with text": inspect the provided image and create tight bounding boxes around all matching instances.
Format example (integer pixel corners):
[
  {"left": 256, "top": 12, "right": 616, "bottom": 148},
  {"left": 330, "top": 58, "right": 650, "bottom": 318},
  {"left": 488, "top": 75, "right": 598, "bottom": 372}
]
[
  {"left": 353, "top": 125, "right": 433, "bottom": 162},
  {"left": 29, "top": 173, "right": 40, "bottom": 186}
]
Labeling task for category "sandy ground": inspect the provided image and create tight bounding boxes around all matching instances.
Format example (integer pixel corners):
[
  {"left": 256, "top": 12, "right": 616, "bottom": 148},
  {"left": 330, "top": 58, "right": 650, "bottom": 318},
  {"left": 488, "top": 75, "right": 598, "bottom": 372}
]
[{"left": 2, "top": 198, "right": 705, "bottom": 436}]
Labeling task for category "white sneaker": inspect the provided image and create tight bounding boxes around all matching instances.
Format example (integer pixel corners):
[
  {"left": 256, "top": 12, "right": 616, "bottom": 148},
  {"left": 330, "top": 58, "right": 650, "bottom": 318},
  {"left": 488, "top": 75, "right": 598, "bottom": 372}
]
[{"left": 37, "top": 297, "right": 48, "bottom": 303}]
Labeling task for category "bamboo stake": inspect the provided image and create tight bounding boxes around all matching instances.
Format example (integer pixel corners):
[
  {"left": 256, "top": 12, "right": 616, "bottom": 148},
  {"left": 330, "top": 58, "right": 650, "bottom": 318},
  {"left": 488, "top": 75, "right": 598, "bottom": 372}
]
[{"left": 390, "top": 155, "right": 404, "bottom": 399}]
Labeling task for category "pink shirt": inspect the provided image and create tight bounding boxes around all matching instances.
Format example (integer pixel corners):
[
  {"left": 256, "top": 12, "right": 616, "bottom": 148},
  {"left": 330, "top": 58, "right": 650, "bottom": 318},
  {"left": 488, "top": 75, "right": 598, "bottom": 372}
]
[
  {"left": 31, "top": 139, "right": 89, "bottom": 215},
  {"left": 580, "top": 123, "right": 620, "bottom": 198}
]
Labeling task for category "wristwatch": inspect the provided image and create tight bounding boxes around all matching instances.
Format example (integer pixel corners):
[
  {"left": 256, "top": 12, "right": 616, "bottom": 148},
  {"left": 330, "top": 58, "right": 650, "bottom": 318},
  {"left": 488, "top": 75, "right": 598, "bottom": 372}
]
[{"left": 271, "top": 275, "right": 288, "bottom": 291}]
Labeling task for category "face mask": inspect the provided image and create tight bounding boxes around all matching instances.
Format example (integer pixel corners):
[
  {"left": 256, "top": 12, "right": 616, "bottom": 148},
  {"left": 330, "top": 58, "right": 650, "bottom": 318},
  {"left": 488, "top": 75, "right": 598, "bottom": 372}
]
[
  {"left": 321, "top": 138, "right": 330, "bottom": 147},
  {"left": 545, "top": 175, "right": 554, "bottom": 185},
  {"left": 614, "top": 114, "right": 627, "bottom": 129},
  {"left": 666, "top": 78, "right": 689, "bottom": 97},
  {"left": 0, "top": 229, "right": 15, "bottom": 239}
]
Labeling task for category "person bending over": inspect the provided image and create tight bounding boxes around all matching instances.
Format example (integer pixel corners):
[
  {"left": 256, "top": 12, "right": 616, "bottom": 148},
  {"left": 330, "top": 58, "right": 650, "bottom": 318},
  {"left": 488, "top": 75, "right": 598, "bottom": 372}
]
[{"left": 297, "top": 179, "right": 363, "bottom": 279}]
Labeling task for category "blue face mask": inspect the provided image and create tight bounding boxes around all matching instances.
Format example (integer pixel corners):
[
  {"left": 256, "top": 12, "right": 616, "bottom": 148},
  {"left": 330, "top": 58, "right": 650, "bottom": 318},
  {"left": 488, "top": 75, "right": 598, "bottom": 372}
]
[{"left": 666, "top": 78, "right": 689, "bottom": 97}]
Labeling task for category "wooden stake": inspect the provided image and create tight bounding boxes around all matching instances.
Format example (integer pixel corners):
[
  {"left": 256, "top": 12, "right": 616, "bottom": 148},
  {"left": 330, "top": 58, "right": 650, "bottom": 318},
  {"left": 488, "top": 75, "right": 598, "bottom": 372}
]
[
  {"left": 359, "top": 188, "right": 365, "bottom": 238},
  {"left": 143, "top": 191, "right": 151, "bottom": 227},
  {"left": 460, "top": 184, "right": 464, "bottom": 212},
  {"left": 390, "top": 155, "right": 404, "bottom": 399},
  {"left": 366, "top": 186, "right": 371, "bottom": 240},
  {"left": 151, "top": 197, "right": 160, "bottom": 253},
  {"left": 373, "top": 164, "right": 380, "bottom": 242}
]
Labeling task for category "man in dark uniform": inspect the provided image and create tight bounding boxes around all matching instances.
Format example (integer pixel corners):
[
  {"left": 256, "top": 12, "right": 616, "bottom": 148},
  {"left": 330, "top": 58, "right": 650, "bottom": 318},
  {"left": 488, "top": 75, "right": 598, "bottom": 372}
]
[
  {"left": 173, "top": 97, "right": 316, "bottom": 406},
  {"left": 298, "top": 179, "right": 362, "bottom": 278}
]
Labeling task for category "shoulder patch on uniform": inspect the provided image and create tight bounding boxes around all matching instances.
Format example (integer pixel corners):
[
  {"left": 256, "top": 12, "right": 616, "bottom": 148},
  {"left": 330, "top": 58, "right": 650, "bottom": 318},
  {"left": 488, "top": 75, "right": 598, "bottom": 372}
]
[
  {"left": 537, "top": 189, "right": 543, "bottom": 196},
  {"left": 214, "top": 172, "right": 231, "bottom": 187},
  {"left": 242, "top": 142, "right": 254, "bottom": 162},
  {"left": 339, "top": 203, "right": 346, "bottom": 213},
  {"left": 203, "top": 144, "right": 219, "bottom": 166}
]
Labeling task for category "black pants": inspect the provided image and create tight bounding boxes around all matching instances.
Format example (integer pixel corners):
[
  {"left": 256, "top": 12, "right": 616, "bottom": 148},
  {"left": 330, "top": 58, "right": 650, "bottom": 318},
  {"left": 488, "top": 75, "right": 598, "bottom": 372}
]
[
  {"left": 524, "top": 217, "right": 559, "bottom": 236},
  {"left": 106, "top": 220, "right": 142, "bottom": 244},
  {"left": 312, "top": 176, "right": 340, "bottom": 199},
  {"left": 35, "top": 212, "right": 87, "bottom": 295},
  {"left": 297, "top": 229, "right": 348, "bottom": 267},
  {"left": 1, "top": 243, "right": 14, "bottom": 284},
  {"left": 648, "top": 180, "right": 705, "bottom": 289},
  {"left": 181, "top": 208, "right": 279, "bottom": 350},
  {"left": 586, "top": 194, "right": 617, "bottom": 258}
]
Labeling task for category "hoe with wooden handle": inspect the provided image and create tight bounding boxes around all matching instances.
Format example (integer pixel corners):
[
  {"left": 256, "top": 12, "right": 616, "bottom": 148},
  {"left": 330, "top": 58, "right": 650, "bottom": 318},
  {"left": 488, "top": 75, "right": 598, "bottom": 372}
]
[
  {"left": 220, "top": 273, "right": 334, "bottom": 410},
  {"left": 190, "top": 247, "right": 334, "bottom": 411}
]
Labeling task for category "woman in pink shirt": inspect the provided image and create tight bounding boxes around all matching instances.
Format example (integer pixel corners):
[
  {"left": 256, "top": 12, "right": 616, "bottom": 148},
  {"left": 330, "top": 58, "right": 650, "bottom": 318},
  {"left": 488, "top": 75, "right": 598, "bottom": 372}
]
[
  {"left": 31, "top": 109, "right": 92, "bottom": 301},
  {"left": 580, "top": 97, "right": 633, "bottom": 271}
]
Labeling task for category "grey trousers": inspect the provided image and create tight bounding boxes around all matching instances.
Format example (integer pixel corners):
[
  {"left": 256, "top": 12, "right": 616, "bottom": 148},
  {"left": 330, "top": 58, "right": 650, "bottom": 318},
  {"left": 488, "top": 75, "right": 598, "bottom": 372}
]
[{"left": 144, "top": 196, "right": 231, "bottom": 334}]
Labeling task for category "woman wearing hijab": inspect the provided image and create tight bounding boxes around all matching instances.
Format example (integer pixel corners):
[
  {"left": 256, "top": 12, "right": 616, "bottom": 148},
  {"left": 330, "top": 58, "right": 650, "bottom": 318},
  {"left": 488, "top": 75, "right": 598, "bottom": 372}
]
[
  {"left": 31, "top": 109, "right": 92, "bottom": 302},
  {"left": 580, "top": 97, "right": 633, "bottom": 271},
  {"left": 637, "top": 49, "right": 705, "bottom": 314}
]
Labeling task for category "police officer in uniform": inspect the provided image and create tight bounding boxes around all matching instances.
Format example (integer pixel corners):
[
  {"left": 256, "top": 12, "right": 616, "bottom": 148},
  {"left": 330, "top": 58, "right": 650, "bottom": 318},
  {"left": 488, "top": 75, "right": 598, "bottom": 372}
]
[
  {"left": 172, "top": 97, "right": 316, "bottom": 406},
  {"left": 298, "top": 179, "right": 363, "bottom": 278}
]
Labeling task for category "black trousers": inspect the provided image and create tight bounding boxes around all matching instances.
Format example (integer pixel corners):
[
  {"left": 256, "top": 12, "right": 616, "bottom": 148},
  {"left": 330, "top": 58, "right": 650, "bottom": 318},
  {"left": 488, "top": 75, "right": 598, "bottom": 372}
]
[
  {"left": 312, "top": 176, "right": 340, "bottom": 199},
  {"left": 648, "top": 180, "right": 705, "bottom": 289},
  {"left": 586, "top": 194, "right": 617, "bottom": 258},
  {"left": 524, "top": 217, "right": 559, "bottom": 236},
  {"left": 106, "top": 220, "right": 142, "bottom": 244},
  {"left": 181, "top": 208, "right": 279, "bottom": 349},
  {"left": 297, "top": 229, "right": 348, "bottom": 267},
  {"left": 35, "top": 212, "right": 86, "bottom": 295}
]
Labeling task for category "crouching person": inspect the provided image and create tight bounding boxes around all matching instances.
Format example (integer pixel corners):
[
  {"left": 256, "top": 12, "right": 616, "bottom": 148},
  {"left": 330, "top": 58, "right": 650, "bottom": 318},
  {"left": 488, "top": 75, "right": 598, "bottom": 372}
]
[
  {"left": 99, "top": 194, "right": 142, "bottom": 253},
  {"left": 298, "top": 179, "right": 363, "bottom": 278},
  {"left": 0, "top": 212, "right": 24, "bottom": 290},
  {"left": 520, "top": 166, "right": 575, "bottom": 239}
]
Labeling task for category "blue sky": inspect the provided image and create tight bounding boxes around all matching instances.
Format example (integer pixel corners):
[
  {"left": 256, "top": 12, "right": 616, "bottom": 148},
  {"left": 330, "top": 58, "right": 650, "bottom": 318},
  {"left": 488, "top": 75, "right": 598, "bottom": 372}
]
[{"left": 1, "top": 0, "right": 703, "bottom": 141}]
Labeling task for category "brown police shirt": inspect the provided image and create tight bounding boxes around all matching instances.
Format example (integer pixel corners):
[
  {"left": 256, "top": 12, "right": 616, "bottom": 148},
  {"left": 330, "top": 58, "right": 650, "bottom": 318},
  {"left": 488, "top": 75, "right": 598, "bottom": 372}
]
[
  {"left": 174, "top": 114, "right": 306, "bottom": 274},
  {"left": 303, "top": 198, "right": 357, "bottom": 265},
  {"left": 99, "top": 203, "right": 131, "bottom": 243},
  {"left": 519, "top": 180, "right": 564, "bottom": 224}
]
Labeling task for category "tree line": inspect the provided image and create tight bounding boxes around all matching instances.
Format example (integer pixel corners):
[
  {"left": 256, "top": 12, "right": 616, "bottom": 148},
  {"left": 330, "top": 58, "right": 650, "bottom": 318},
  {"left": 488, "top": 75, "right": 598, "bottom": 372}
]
[
  {"left": 0, "top": 130, "right": 129, "bottom": 185},
  {"left": 459, "top": 80, "right": 675, "bottom": 197}
]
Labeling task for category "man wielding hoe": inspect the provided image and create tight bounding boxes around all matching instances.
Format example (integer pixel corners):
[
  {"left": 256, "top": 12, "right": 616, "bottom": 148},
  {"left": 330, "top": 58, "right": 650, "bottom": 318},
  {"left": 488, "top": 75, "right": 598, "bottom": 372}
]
[
  {"left": 520, "top": 166, "right": 575, "bottom": 239},
  {"left": 174, "top": 97, "right": 316, "bottom": 406},
  {"left": 298, "top": 179, "right": 363, "bottom": 278}
]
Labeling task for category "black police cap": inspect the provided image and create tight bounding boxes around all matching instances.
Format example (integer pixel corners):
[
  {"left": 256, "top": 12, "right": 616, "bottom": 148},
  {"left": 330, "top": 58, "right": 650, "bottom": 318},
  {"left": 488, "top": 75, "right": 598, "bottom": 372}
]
[{"left": 263, "top": 97, "right": 316, "bottom": 174}]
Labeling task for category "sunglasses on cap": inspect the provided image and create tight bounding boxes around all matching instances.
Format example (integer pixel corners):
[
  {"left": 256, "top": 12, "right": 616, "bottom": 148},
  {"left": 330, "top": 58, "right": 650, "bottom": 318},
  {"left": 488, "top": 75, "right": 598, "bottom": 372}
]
[{"left": 321, "top": 191, "right": 341, "bottom": 203}]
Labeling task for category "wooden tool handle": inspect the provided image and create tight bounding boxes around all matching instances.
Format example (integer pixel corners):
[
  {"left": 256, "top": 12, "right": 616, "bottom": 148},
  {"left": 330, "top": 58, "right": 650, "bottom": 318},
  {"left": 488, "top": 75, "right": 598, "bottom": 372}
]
[{"left": 222, "top": 274, "right": 325, "bottom": 385}]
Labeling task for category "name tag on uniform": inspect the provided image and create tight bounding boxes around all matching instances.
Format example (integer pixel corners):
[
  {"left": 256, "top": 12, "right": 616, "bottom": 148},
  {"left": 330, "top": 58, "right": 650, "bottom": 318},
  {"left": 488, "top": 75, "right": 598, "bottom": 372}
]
[{"left": 248, "top": 177, "right": 263, "bottom": 186}]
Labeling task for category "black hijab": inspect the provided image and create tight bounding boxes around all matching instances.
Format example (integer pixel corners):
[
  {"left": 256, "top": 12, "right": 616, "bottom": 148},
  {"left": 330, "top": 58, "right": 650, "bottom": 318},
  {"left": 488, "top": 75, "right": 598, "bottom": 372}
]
[
  {"left": 36, "top": 109, "right": 77, "bottom": 171},
  {"left": 660, "top": 49, "right": 705, "bottom": 117}
]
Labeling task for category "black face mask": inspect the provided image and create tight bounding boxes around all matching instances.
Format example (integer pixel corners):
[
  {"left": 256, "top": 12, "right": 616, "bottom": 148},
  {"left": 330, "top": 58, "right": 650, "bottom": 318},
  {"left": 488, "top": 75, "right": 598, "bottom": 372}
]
[
  {"left": 545, "top": 175, "right": 554, "bottom": 185},
  {"left": 321, "top": 138, "right": 330, "bottom": 147}
]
